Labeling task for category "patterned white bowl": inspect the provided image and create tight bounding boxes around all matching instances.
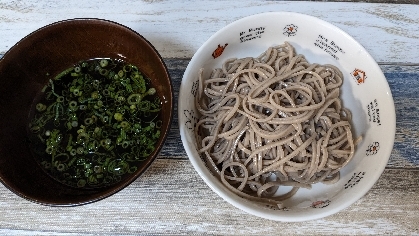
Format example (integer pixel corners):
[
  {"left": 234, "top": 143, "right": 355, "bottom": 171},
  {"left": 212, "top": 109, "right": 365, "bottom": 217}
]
[{"left": 178, "top": 12, "right": 395, "bottom": 222}]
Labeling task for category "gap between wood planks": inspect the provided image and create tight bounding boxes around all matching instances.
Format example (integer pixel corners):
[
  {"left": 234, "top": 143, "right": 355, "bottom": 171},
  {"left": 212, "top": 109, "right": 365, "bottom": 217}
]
[
  {"left": 378, "top": 62, "right": 419, "bottom": 66},
  {"left": 1, "top": 55, "right": 418, "bottom": 66},
  {"left": 307, "top": 0, "right": 417, "bottom": 3}
]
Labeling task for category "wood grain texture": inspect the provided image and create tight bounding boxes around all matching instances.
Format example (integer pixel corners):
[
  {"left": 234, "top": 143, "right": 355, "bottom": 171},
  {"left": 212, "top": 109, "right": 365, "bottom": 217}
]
[
  {"left": 0, "top": 1, "right": 419, "bottom": 63},
  {"left": 383, "top": 65, "right": 419, "bottom": 168},
  {"left": 0, "top": 58, "right": 416, "bottom": 234},
  {"left": 0, "top": 1, "right": 418, "bottom": 234},
  {"left": 0, "top": 159, "right": 417, "bottom": 235}
]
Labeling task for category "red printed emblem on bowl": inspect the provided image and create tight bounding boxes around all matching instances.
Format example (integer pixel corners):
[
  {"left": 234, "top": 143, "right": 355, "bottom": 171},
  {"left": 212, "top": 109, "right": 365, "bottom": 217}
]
[
  {"left": 212, "top": 43, "right": 228, "bottom": 59},
  {"left": 351, "top": 69, "right": 367, "bottom": 85}
]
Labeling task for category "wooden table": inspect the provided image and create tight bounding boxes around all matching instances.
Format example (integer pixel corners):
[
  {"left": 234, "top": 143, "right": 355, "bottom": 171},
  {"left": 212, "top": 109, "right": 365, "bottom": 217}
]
[{"left": 1, "top": 1, "right": 418, "bottom": 234}]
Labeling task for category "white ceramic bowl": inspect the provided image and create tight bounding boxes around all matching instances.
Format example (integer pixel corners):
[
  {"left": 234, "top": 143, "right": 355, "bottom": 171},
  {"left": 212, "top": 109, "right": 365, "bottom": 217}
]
[{"left": 179, "top": 12, "right": 395, "bottom": 222}]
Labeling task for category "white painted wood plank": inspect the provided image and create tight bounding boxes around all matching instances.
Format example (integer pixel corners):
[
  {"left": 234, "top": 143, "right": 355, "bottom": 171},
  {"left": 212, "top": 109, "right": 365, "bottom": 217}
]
[
  {"left": 0, "top": 1, "right": 418, "bottom": 63},
  {"left": 0, "top": 159, "right": 418, "bottom": 235}
]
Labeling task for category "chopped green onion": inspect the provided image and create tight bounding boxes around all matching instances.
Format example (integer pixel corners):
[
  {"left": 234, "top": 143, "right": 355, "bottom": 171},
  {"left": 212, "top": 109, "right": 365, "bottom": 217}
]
[{"left": 28, "top": 58, "right": 162, "bottom": 189}]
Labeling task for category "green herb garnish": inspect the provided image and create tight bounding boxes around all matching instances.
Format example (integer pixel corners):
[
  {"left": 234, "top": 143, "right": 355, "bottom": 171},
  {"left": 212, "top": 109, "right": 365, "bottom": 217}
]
[{"left": 28, "top": 58, "right": 162, "bottom": 188}]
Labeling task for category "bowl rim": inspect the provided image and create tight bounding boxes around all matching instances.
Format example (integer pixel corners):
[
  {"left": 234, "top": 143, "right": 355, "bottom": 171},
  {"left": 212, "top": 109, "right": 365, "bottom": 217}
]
[
  {"left": 0, "top": 18, "right": 174, "bottom": 206},
  {"left": 179, "top": 11, "right": 396, "bottom": 221}
]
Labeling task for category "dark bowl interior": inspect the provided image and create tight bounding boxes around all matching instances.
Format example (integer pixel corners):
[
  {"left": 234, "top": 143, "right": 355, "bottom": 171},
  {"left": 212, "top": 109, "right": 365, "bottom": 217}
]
[{"left": 0, "top": 19, "right": 173, "bottom": 205}]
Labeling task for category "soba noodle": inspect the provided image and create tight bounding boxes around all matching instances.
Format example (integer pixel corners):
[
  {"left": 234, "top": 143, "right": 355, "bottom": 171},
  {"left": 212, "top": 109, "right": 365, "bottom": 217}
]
[{"left": 195, "top": 42, "right": 358, "bottom": 208}]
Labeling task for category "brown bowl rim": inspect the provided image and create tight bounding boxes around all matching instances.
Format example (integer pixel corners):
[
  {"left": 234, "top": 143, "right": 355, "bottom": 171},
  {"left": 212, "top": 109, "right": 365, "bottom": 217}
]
[{"left": 0, "top": 18, "right": 174, "bottom": 206}]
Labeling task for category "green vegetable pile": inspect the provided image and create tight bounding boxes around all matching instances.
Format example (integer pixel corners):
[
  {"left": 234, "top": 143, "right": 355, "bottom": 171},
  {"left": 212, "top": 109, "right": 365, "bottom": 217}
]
[{"left": 28, "top": 58, "right": 162, "bottom": 188}]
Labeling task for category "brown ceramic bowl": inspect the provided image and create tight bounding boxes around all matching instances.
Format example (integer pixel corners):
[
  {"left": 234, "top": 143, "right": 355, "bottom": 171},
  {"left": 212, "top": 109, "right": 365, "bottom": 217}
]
[{"left": 0, "top": 19, "right": 173, "bottom": 205}]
